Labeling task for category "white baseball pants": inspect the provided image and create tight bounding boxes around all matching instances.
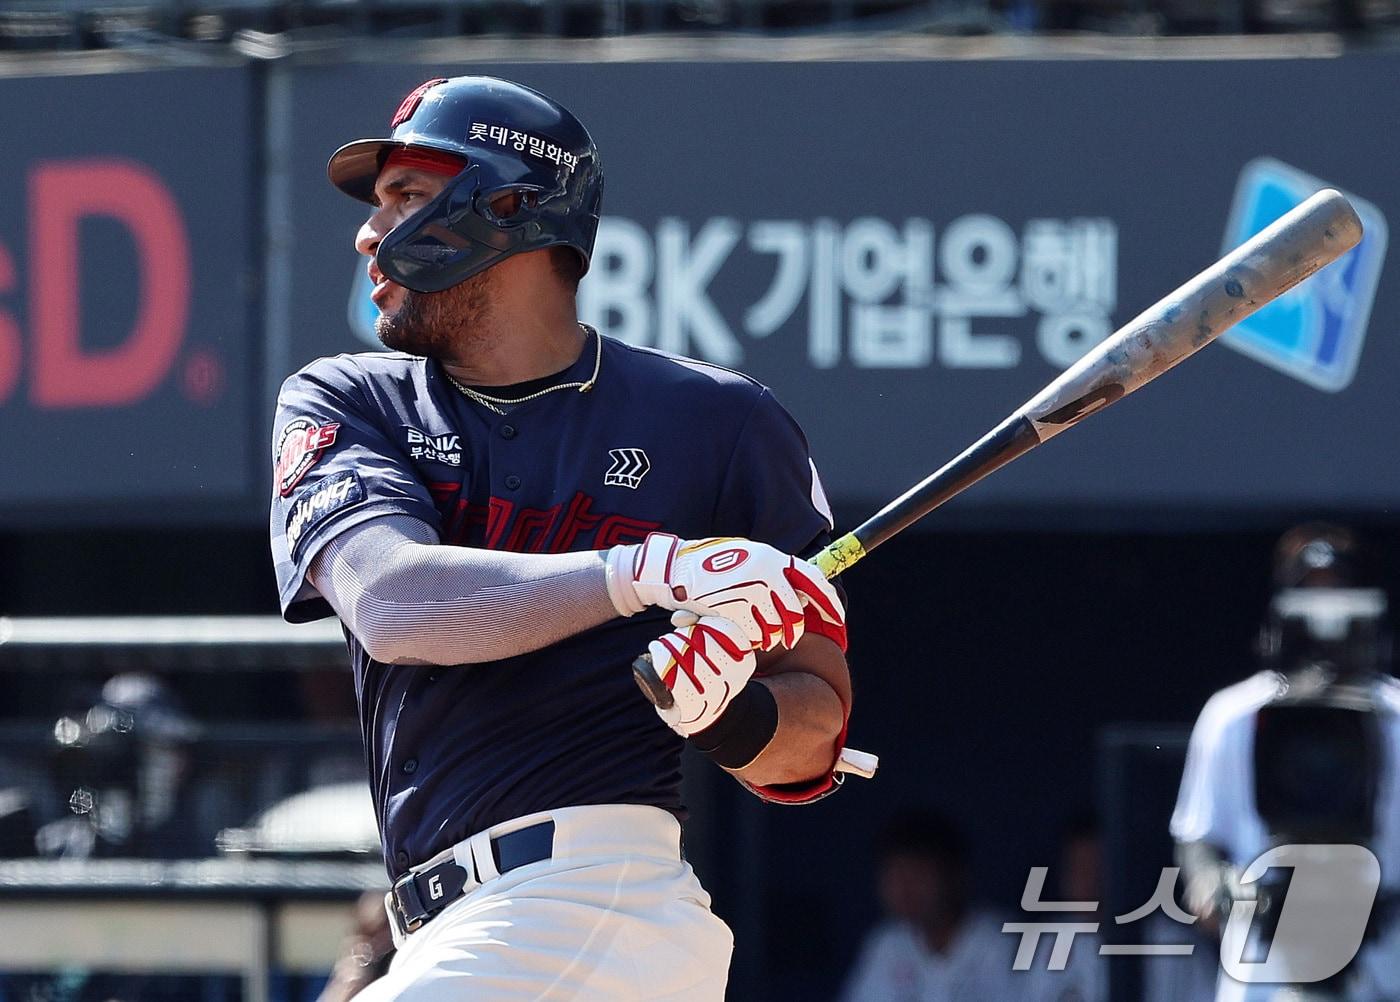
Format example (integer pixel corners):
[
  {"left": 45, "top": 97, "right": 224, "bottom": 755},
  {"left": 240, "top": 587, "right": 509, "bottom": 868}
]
[{"left": 357, "top": 805, "right": 734, "bottom": 1001}]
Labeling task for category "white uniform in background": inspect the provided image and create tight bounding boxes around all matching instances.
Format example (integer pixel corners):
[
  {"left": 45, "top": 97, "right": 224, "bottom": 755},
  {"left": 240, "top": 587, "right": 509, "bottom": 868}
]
[
  {"left": 1171, "top": 671, "right": 1400, "bottom": 1001},
  {"left": 1024, "top": 929, "right": 1105, "bottom": 1002},
  {"left": 839, "top": 910, "right": 1017, "bottom": 1002},
  {"left": 1140, "top": 911, "right": 1221, "bottom": 1002}
]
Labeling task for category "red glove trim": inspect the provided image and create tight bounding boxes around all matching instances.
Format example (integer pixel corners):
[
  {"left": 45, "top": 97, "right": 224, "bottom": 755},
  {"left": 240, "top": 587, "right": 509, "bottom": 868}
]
[
  {"left": 783, "top": 563, "right": 847, "bottom": 652},
  {"left": 742, "top": 773, "right": 842, "bottom": 805},
  {"left": 801, "top": 604, "right": 847, "bottom": 652},
  {"left": 741, "top": 719, "right": 850, "bottom": 806}
]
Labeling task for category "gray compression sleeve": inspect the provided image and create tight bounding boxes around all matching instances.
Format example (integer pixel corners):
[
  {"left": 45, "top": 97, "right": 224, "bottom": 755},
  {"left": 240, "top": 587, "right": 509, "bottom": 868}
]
[{"left": 307, "top": 514, "right": 625, "bottom": 666}]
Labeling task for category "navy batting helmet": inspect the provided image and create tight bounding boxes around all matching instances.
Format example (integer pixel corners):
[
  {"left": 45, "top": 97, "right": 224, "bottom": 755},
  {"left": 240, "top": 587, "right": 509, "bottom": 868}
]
[{"left": 327, "top": 76, "right": 603, "bottom": 294}]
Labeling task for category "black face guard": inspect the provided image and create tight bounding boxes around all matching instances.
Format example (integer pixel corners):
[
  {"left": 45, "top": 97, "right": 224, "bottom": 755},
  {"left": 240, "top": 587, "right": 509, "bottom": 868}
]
[{"left": 376, "top": 162, "right": 592, "bottom": 294}]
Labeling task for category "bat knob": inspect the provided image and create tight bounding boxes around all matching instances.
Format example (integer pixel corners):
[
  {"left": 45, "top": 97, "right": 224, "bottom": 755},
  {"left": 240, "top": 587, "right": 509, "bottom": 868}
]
[{"left": 631, "top": 653, "right": 675, "bottom": 710}]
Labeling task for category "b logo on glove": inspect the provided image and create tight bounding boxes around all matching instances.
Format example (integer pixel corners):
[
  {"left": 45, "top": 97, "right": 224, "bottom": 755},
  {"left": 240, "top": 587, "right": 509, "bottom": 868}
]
[
  {"left": 620, "top": 534, "right": 830, "bottom": 652},
  {"left": 700, "top": 549, "right": 749, "bottom": 574}
]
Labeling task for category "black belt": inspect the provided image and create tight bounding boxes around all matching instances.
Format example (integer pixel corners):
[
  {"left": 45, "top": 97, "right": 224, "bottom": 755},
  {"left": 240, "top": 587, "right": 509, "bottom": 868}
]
[{"left": 388, "top": 820, "right": 555, "bottom": 938}]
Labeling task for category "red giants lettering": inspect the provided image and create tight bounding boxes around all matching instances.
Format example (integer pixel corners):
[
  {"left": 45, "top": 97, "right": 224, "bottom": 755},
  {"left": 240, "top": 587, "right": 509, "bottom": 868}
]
[
  {"left": 431, "top": 487, "right": 661, "bottom": 552},
  {"left": 276, "top": 418, "right": 341, "bottom": 497},
  {"left": 0, "top": 159, "right": 192, "bottom": 409}
]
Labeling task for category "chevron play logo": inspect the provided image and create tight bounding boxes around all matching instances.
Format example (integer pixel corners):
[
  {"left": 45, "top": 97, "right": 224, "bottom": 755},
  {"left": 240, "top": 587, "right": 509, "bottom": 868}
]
[
  {"left": 604, "top": 448, "right": 651, "bottom": 489},
  {"left": 1220, "top": 158, "right": 1387, "bottom": 392}
]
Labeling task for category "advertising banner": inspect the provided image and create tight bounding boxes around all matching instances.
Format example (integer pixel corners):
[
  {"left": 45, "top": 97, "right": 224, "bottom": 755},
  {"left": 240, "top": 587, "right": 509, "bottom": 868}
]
[
  {"left": 0, "top": 67, "right": 256, "bottom": 520},
  {"left": 287, "top": 58, "right": 1400, "bottom": 516}
]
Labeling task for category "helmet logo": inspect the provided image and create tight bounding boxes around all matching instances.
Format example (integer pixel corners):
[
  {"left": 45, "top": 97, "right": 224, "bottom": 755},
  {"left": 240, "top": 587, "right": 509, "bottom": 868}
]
[{"left": 391, "top": 78, "right": 448, "bottom": 128}]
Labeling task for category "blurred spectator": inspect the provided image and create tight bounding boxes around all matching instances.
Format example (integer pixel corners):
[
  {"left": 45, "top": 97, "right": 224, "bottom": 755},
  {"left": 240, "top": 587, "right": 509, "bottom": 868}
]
[
  {"left": 1026, "top": 813, "right": 1105, "bottom": 1002},
  {"left": 35, "top": 673, "right": 210, "bottom": 858},
  {"left": 1140, "top": 905, "right": 1220, "bottom": 1002},
  {"left": 839, "top": 810, "right": 1015, "bottom": 1002},
  {"left": 1171, "top": 523, "right": 1400, "bottom": 1001},
  {"left": 1237, "top": 0, "right": 1366, "bottom": 32},
  {"left": 0, "top": 787, "right": 37, "bottom": 857}
]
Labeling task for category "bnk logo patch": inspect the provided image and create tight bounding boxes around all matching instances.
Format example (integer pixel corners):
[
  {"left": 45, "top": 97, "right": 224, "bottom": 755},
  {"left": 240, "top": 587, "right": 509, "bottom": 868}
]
[
  {"left": 405, "top": 427, "right": 463, "bottom": 467},
  {"left": 1220, "top": 158, "right": 1387, "bottom": 392}
]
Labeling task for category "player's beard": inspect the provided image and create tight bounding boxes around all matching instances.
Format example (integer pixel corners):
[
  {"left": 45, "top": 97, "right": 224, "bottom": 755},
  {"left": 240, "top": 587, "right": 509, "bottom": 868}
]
[{"left": 375, "top": 268, "right": 497, "bottom": 360}]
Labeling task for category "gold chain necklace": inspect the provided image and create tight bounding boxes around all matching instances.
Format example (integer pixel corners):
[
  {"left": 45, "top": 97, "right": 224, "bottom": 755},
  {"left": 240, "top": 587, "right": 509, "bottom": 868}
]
[{"left": 445, "top": 325, "right": 601, "bottom": 416}]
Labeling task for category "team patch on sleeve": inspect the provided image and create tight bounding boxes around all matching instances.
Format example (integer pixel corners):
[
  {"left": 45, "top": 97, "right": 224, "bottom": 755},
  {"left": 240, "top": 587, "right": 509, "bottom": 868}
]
[
  {"left": 286, "top": 471, "right": 365, "bottom": 560},
  {"left": 275, "top": 418, "right": 341, "bottom": 497}
]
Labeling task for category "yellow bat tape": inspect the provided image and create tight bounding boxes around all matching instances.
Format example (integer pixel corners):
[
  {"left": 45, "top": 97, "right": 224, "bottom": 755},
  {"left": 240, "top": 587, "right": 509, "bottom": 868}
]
[{"left": 810, "top": 532, "right": 867, "bottom": 580}]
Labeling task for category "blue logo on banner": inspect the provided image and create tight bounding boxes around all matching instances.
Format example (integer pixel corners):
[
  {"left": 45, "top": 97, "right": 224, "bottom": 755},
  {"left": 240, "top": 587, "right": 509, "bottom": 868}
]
[
  {"left": 348, "top": 264, "right": 382, "bottom": 349},
  {"left": 1220, "top": 158, "right": 1386, "bottom": 392}
]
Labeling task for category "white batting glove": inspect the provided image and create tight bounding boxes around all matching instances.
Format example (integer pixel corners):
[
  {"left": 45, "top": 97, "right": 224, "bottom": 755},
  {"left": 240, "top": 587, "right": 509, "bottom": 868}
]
[
  {"left": 608, "top": 534, "right": 824, "bottom": 652},
  {"left": 647, "top": 616, "right": 757, "bottom": 736},
  {"left": 662, "top": 540, "right": 847, "bottom": 649}
]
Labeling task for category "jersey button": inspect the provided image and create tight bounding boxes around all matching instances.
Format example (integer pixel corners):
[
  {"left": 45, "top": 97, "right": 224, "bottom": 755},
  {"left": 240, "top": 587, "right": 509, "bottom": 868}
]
[
  {"left": 500, "top": 424, "right": 516, "bottom": 439},
  {"left": 402, "top": 758, "right": 418, "bottom": 775},
  {"left": 505, "top": 475, "right": 521, "bottom": 490},
  {"left": 396, "top": 851, "right": 409, "bottom": 868}
]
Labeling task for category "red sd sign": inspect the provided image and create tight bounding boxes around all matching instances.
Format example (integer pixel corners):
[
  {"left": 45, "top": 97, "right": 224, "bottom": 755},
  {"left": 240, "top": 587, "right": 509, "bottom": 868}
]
[{"left": 0, "top": 158, "right": 192, "bottom": 408}]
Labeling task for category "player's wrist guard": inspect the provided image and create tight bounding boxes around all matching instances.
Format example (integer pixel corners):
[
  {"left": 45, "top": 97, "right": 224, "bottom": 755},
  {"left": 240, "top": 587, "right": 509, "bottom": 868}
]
[
  {"left": 739, "top": 720, "right": 879, "bottom": 806},
  {"left": 740, "top": 717, "right": 851, "bottom": 806},
  {"left": 604, "top": 540, "right": 649, "bottom": 616},
  {"left": 689, "top": 681, "right": 779, "bottom": 769}
]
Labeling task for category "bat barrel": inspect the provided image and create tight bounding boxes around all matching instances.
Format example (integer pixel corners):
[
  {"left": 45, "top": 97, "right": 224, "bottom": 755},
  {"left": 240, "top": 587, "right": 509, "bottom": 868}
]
[
  {"left": 824, "top": 190, "right": 1362, "bottom": 577},
  {"left": 1020, "top": 188, "right": 1363, "bottom": 442}
]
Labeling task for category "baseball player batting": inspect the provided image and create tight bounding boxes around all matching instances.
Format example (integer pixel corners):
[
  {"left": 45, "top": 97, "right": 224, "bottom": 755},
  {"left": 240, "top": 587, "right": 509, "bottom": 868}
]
[{"left": 269, "top": 76, "right": 861, "bottom": 1000}]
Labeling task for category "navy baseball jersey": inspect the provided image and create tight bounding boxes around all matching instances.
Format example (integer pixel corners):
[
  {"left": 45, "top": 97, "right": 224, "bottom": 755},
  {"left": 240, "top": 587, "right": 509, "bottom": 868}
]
[{"left": 270, "top": 331, "right": 836, "bottom": 876}]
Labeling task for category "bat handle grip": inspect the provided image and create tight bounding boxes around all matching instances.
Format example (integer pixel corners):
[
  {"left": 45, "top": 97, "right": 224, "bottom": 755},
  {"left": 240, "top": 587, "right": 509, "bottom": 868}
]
[{"left": 632, "top": 653, "right": 674, "bottom": 709}]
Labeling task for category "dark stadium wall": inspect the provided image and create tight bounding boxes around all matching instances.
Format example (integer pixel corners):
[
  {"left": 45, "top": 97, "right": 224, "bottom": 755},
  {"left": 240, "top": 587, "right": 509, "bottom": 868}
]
[{"left": 10, "top": 523, "right": 1394, "bottom": 998}]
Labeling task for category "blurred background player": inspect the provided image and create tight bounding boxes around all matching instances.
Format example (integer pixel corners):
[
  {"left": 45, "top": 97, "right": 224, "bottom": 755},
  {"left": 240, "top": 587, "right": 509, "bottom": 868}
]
[
  {"left": 840, "top": 809, "right": 1015, "bottom": 1002},
  {"left": 1027, "top": 813, "right": 1107, "bottom": 1002},
  {"left": 1171, "top": 523, "right": 1400, "bottom": 1001}
]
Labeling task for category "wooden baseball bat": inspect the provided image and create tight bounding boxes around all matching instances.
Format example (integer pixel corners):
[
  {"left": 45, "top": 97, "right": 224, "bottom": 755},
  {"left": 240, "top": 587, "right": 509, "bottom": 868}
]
[{"left": 634, "top": 188, "right": 1364, "bottom": 710}]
